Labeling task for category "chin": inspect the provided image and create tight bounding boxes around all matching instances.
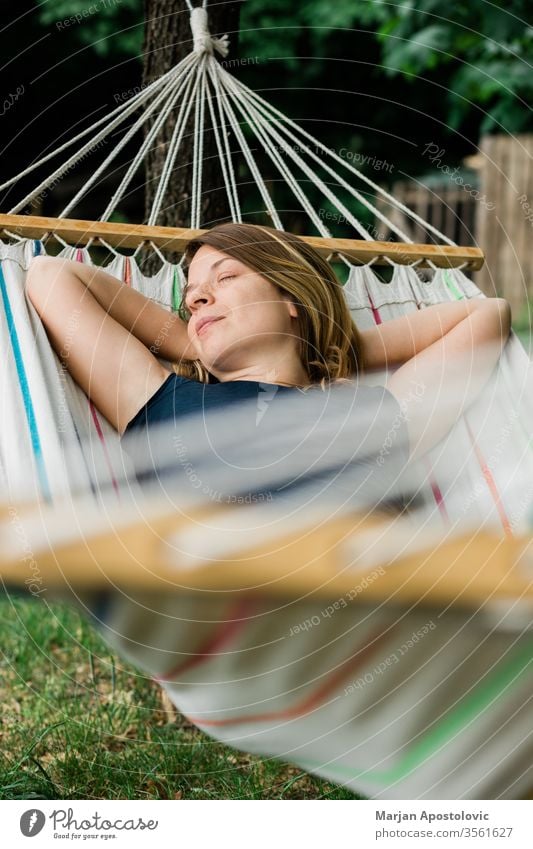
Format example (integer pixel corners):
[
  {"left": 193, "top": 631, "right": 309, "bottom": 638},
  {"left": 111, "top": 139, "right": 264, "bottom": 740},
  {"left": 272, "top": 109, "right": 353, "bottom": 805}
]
[{"left": 198, "top": 337, "right": 243, "bottom": 369}]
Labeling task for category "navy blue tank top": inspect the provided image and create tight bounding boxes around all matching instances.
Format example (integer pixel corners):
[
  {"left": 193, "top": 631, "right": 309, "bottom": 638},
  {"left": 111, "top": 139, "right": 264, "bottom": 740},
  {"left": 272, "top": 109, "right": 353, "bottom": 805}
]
[
  {"left": 121, "top": 373, "right": 409, "bottom": 509},
  {"left": 123, "top": 372, "right": 296, "bottom": 434}
]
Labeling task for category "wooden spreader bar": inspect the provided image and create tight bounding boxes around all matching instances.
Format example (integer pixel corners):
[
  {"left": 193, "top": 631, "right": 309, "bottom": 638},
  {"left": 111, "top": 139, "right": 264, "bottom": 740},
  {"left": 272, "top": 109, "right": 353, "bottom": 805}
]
[
  {"left": 0, "top": 213, "right": 485, "bottom": 270},
  {"left": 1, "top": 500, "right": 530, "bottom": 610}
]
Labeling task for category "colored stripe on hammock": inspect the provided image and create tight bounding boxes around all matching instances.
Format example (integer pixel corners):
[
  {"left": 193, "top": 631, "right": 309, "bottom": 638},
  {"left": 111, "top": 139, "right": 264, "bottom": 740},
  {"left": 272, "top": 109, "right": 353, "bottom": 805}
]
[
  {"left": 185, "top": 623, "right": 393, "bottom": 728},
  {"left": 463, "top": 416, "right": 513, "bottom": 537},
  {"left": 0, "top": 258, "right": 51, "bottom": 501},
  {"left": 299, "top": 641, "right": 532, "bottom": 786},
  {"left": 123, "top": 255, "right": 131, "bottom": 287},
  {"left": 442, "top": 269, "right": 465, "bottom": 301},
  {"left": 171, "top": 266, "right": 181, "bottom": 312},
  {"left": 365, "top": 287, "right": 382, "bottom": 326},
  {"left": 156, "top": 596, "right": 257, "bottom": 682}
]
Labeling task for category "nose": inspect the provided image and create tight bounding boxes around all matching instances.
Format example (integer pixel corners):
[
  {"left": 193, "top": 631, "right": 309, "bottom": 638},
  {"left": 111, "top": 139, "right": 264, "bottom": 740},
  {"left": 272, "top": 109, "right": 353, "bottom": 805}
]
[{"left": 188, "top": 284, "right": 215, "bottom": 310}]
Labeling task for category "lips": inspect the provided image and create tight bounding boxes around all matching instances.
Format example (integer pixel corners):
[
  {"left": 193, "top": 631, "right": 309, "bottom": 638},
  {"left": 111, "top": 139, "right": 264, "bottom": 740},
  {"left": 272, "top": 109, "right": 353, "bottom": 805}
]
[{"left": 196, "top": 315, "right": 223, "bottom": 336}]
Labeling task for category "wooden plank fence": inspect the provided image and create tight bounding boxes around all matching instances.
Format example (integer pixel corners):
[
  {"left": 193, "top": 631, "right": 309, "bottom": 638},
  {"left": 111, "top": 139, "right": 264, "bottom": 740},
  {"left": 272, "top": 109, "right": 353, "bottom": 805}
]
[
  {"left": 376, "top": 182, "right": 477, "bottom": 249},
  {"left": 474, "top": 134, "right": 533, "bottom": 311},
  {"left": 375, "top": 134, "right": 533, "bottom": 313}
]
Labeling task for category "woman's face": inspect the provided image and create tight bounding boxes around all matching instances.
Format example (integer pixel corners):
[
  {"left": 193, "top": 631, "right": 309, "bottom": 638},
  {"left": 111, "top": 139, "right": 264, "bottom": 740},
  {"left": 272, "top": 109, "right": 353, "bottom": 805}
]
[{"left": 183, "top": 245, "right": 299, "bottom": 377}]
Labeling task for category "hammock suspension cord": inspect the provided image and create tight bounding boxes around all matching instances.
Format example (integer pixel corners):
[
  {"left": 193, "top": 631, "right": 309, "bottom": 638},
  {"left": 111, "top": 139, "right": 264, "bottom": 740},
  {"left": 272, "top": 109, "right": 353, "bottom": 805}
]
[{"left": 0, "top": 0, "right": 475, "bottom": 272}]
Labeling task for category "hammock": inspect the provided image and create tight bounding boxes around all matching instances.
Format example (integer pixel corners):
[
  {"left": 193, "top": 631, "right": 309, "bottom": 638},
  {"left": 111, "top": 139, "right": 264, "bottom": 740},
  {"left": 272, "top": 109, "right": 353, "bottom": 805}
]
[{"left": 0, "top": 1, "right": 532, "bottom": 800}]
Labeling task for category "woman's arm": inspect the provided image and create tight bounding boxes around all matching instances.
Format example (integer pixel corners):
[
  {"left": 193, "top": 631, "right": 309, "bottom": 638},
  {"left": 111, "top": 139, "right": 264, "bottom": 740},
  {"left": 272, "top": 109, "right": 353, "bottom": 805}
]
[
  {"left": 360, "top": 299, "right": 509, "bottom": 371},
  {"left": 380, "top": 298, "right": 512, "bottom": 459},
  {"left": 26, "top": 256, "right": 195, "bottom": 362}
]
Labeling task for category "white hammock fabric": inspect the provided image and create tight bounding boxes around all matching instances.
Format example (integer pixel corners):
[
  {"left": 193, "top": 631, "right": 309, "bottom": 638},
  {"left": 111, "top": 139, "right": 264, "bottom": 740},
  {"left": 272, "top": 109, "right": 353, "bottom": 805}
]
[
  {"left": 2, "top": 235, "right": 532, "bottom": 799},
  {"left": 2, "top": 236, "right": 532, "bottom": 533},
  {"left": 1, "top": 2, "right": 532, "bottom": 800}
]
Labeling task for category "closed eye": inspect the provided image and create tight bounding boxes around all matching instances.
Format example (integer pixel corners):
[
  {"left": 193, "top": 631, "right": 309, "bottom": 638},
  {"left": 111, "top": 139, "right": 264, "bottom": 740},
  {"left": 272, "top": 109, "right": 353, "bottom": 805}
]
[{"left": 179, "top": 272, "right": 237, "bottom": 320}]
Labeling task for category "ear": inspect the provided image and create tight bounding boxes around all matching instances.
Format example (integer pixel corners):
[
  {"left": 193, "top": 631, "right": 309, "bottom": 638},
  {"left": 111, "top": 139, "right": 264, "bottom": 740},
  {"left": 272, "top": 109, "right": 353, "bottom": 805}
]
[{"left": 282, "top": 296, "right": 299, "bottom": 319}]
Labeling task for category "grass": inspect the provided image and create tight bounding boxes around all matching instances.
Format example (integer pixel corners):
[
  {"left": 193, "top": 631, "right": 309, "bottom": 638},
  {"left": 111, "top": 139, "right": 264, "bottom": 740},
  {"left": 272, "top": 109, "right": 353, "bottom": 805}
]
[{"left": 0, "top": 597, "right": 359, "bottom": 800}]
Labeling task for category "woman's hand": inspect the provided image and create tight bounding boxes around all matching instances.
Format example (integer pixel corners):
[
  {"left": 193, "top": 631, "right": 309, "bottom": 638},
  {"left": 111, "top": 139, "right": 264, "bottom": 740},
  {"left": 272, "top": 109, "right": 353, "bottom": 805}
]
[{"left": 370, "top": 298, "right": 512, "bottom": 460}]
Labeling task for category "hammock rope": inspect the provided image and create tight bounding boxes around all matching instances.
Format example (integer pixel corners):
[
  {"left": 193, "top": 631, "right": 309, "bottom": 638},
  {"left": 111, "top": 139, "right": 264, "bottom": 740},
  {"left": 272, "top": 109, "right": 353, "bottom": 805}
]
[{"left": 1, "top": 3, "right": 461, "bottom": 261}]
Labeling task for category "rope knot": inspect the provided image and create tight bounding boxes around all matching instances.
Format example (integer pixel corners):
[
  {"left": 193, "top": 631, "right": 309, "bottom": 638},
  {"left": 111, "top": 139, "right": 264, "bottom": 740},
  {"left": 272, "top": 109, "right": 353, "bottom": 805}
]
[{"left": 190, "top": 7, "right": 230, "bottom": 58}]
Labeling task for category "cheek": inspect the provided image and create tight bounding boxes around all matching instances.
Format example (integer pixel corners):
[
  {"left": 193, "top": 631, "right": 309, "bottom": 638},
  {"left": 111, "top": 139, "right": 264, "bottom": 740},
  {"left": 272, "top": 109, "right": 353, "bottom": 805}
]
[
  {"left": 233, "top": 295, "right": 291, "bottom": 331},
  {"left": 186, "top": 324, "right": 197, "bottom": 347},
  {"left": 186, "top": 325, "right": 202, "bottom": 357}
]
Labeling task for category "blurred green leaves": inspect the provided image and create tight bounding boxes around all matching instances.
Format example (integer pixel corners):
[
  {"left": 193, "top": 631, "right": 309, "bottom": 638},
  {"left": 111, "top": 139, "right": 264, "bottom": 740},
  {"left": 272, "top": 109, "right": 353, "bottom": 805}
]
[
  {"left": 347, "top": 0, "right": 533, "bottom": 134},
  {"left": 37, "top": 0, "right": 143, "bottom": 57},
  {"left": 34, "top": 0, "right": 532, "bottom": 134}
]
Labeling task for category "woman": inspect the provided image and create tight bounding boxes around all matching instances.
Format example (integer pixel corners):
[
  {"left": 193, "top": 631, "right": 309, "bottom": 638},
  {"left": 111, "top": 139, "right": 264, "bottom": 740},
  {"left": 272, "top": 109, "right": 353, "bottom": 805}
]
[{"left": 25, "top": 222, "right": 511, "bottom": 465}]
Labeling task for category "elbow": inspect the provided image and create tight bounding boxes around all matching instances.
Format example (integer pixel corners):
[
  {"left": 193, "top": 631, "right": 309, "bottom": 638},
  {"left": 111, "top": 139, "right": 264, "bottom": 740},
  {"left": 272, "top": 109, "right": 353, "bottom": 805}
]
[
  {"left": 474, "top": 296, "right": 512, "bottom": 344},
  {"left": 493, "top": 297, "right": 512, "bottom": 343},
  {"left": 25, "top": 256, "right": 64, "bottom": 312}
]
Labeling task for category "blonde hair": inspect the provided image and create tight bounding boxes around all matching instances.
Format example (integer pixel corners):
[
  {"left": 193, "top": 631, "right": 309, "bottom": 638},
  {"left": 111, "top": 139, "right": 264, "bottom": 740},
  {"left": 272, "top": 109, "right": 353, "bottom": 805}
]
[{"left": 173, "top": 222, "right": 364, "bottom": 387}]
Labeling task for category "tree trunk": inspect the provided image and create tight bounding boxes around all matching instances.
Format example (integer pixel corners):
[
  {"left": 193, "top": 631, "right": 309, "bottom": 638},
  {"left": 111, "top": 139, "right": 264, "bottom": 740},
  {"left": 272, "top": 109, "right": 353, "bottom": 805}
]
[{"left": 141, "top": 0, "right": 241, "bottom": 272}]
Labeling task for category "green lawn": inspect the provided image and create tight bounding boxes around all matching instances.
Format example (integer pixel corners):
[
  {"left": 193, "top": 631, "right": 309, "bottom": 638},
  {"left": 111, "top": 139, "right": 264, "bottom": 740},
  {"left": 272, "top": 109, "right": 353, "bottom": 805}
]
[{"left": 0, "top": 598, "right": 358, "bottom": 800}]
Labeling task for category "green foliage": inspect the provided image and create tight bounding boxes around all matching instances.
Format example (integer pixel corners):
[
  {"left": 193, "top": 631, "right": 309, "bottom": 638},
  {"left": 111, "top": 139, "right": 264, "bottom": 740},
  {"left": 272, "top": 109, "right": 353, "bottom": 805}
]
[
  {"left": 380, "top": 24, "right": 455, "bottom": 75},
  {"left": 238, "top": 0, "right": 533, "bottom": 133},
  {"left": 346, "top": 0, "right": 533, "bottom": 134},
  {"left": 37, "top": 0, "right": 143, "bottom": 58},
  {"left": 34, "top": 0, "right": 532, "bottom": 135}
]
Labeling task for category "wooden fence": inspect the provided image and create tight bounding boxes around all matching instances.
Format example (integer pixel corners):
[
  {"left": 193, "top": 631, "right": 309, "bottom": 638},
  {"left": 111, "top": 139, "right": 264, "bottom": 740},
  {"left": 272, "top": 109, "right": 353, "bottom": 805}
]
[
  {"left": 474, "top": 134, "right": 533, "bottom": 311},
  {"left": 376, "top": 182, "right": 477, "bottom": 250},
  {"left": 376, "top": 134, "right": 533, "bottom": 313}
]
